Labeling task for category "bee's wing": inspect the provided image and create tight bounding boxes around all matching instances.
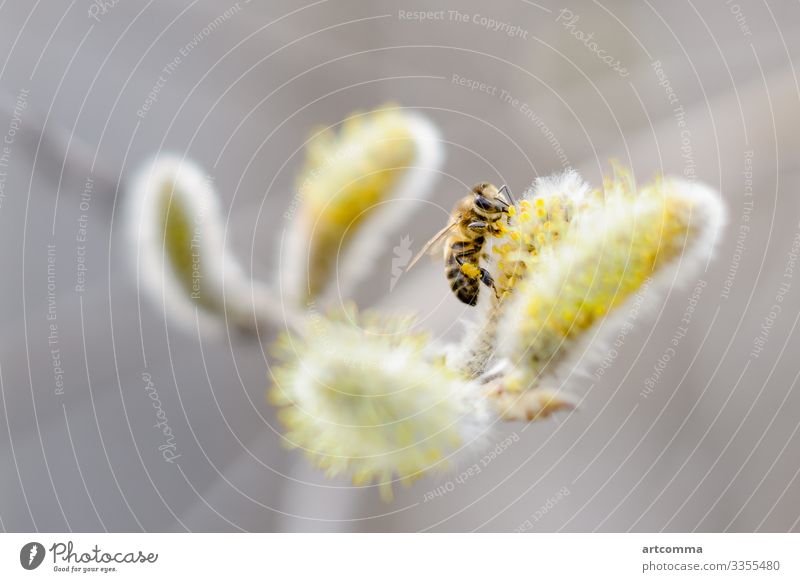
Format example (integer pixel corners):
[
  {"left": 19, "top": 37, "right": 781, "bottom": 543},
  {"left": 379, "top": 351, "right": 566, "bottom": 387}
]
[{"left": 406, "top": 220, "right": 460, "bottom": 271}]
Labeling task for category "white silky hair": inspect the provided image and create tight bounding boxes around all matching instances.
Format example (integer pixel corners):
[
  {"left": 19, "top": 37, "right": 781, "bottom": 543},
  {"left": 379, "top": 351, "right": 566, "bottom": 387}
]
[
  {"left": 281, "top": 112, "right": 444, "bottom": 309},
  {"left": 126, "top": 154, "right": 287, "bottom": 336},
  {"left": 514, "top": 178, "right": 727, "bottom": 397}
]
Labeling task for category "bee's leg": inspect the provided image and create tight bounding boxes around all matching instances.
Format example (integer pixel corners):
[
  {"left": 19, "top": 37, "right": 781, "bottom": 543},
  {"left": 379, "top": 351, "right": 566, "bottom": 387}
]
[
  {"left": 455, "top": 253, "right": 499, "bottom": 298},
  {"left": 474, "top": 194, "right": 509, "bottom": 212},
  {"left": 457, "top": 254, "right": 497, "bottom": 292},
  {"left": 467, "top": 220, "right": 488, "bottom": 232},
  {"left": 478, "top": 267, "right": 500, "bottom": 298},
  {"left": 454, "top": 253, "right": 481, "bottom": 278}
]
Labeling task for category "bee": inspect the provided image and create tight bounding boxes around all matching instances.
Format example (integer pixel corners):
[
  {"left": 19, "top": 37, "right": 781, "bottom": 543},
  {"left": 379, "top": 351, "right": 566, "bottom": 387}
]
[{"left": 408, "top": 183, "right": 514, "bottom": 305}]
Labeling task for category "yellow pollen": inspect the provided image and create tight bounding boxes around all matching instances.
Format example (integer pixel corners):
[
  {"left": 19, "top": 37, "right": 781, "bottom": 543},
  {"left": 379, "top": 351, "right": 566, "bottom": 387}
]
[{"left": 460, "top": 263, "right": 481, "bottom": 278}]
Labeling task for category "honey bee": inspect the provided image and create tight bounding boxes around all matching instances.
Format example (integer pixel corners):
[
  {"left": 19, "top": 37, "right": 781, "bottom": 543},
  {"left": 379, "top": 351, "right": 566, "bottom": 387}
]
[{"left": 408, "top": 183, "right": 514, "bottom": 305}]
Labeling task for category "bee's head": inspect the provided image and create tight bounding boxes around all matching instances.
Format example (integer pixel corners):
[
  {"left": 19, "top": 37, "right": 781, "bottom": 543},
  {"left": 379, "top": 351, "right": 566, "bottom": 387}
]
[
  {"left": 472, "top": 182, "right": 498, "bottom": 199},
  {"left": 472, "top": 182, "right": 510, "bottom": 216}
]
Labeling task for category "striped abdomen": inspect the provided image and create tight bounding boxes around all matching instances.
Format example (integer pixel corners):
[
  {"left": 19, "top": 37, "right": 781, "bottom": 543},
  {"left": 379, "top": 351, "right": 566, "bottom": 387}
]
[{"left": 445, "top": 237, "right": 484, "bottom": 306}]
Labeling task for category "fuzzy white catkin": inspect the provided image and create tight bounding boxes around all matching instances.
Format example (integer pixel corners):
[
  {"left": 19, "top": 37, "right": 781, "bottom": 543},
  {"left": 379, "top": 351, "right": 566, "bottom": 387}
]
[
  {"left": 281, "top": 107, "right": 444, "bottom": 308},
  {"left": 127, "top": 155, "right": 290, "bottom": 334},
  {"left": 270, "top": 309, "right": 489, "bottom": 500},
  {"left": 492, "top": 175, "right": 726, "bottom": 419}
]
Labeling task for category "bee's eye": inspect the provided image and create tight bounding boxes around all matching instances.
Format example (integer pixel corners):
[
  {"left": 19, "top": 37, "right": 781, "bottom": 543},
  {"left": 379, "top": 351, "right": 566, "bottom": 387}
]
[{"left": 475, "top": 195, "right": 493, "bottom": 210}]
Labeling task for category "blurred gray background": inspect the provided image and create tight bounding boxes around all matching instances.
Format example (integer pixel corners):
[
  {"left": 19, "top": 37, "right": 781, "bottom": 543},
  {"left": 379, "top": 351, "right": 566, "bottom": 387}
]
[{"left": 0, "top": 0, "right": 799, "bottom": 532}]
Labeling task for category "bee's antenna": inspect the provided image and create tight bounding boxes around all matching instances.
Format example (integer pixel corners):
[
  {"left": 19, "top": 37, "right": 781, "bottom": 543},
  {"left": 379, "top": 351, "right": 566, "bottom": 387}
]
[{"left": 498, "top": 184, "right": 515, "bottom": 205}]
